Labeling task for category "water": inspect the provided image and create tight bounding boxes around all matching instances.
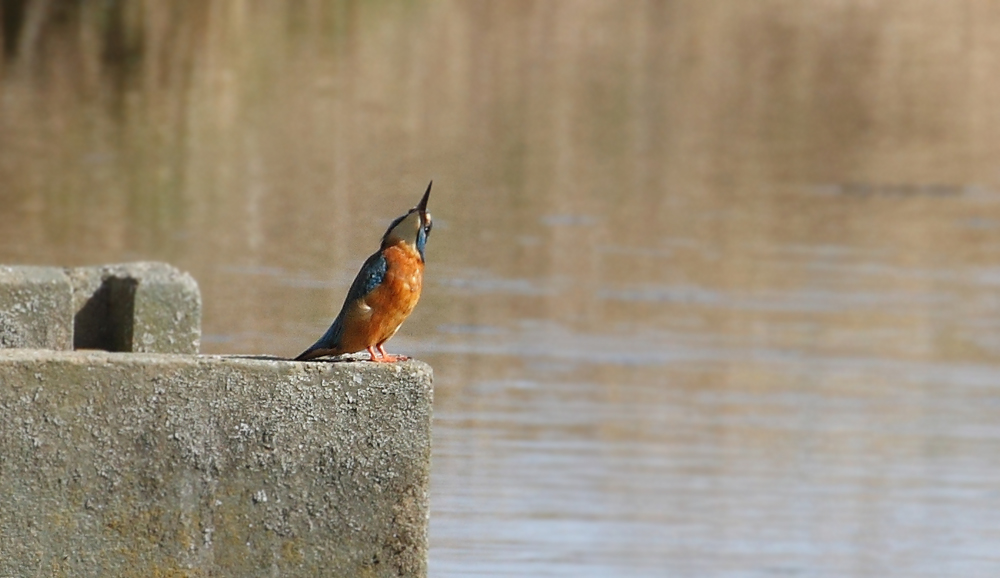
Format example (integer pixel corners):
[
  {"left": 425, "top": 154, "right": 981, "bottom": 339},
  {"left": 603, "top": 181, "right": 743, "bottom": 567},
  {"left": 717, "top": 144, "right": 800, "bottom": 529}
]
[{"left": 3, "top": 1, "right": 1000, "bottom": 576}]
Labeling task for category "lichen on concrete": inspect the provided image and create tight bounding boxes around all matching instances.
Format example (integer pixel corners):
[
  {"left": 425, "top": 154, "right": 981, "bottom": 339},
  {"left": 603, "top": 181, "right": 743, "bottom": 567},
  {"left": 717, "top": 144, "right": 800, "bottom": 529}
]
[{"left": 0, "top": 350, "right": 433, "bottom": 577}]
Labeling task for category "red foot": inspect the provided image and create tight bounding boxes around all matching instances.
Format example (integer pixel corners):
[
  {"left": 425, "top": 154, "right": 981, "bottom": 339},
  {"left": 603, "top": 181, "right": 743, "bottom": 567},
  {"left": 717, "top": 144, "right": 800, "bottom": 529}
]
[{"left": 366, "top": 345, "right": 409, "bottom": 363}]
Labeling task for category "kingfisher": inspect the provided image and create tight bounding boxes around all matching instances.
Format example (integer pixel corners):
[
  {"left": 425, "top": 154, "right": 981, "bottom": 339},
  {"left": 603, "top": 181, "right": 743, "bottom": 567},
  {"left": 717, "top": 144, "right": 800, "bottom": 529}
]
[{"left": 295, "top": 182, "right": 433, "bottom": 363}]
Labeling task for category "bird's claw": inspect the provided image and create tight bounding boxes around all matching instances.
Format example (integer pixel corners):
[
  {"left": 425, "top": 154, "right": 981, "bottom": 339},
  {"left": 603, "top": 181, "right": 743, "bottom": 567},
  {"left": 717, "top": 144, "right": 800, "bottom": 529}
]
[{"left": 366, "top": 346, "right": 409, "bottom": 362}]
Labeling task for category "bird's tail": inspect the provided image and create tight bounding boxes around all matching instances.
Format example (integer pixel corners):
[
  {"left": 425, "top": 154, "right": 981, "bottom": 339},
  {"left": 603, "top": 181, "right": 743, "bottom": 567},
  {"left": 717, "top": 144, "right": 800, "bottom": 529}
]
[
  {"left": 295, "top": 313, "right": 345, "bottom": 361},
  {"left": 294, "top": 347, "right": 334, "bottom": 361}
]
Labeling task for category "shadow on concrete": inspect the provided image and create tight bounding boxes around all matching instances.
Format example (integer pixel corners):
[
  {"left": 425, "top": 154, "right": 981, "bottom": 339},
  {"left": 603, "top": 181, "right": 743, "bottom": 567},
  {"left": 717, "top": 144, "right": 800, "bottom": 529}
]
[
  {"left": 73, "top": 276, "right": 138, "bottom": 352},
  {"left": 224, "top": 354, "right": 367, "bottom": 363}
]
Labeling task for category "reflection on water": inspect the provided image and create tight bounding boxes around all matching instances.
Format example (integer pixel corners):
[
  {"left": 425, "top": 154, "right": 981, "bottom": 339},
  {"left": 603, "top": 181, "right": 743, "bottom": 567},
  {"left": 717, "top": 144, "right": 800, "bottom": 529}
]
[{"left": 4, "top": 1, "right": 1000, "bottom": 576}]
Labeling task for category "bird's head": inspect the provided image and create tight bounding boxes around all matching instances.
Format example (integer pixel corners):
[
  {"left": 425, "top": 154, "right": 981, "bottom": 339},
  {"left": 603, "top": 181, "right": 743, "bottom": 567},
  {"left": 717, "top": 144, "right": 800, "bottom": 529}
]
[{"left": 381, "top": 181, "right": 433, "bottom": 261}]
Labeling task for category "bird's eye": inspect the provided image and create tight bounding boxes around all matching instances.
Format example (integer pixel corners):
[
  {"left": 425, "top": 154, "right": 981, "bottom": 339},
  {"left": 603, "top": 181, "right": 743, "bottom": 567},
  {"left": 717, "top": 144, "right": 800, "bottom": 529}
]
[{"left": 424, "top": 214, "right": 433, "bottom": 234}]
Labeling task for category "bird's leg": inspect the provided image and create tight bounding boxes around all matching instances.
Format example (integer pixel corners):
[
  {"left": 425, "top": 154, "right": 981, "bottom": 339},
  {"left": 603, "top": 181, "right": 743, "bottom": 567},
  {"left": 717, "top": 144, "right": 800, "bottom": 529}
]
[
  {"left": 376, "top": 343, "right": 408, "bottom": 362},
  {"left": 366, "top": 345, "right": 381, "bottom": 362}
]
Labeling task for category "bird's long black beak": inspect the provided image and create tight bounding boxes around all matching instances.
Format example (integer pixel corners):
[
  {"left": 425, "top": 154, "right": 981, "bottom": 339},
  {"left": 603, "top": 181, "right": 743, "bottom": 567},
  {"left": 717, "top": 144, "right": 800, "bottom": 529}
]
[{"left": 417, "top": 181, "right": 432, "bottom": 216}]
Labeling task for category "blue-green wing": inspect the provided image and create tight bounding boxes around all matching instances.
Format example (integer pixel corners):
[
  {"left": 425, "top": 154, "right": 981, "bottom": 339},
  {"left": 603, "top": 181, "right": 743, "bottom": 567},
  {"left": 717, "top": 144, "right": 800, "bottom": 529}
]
[{"left": 294, "top": 251, "right": 387, "bottom": 359}]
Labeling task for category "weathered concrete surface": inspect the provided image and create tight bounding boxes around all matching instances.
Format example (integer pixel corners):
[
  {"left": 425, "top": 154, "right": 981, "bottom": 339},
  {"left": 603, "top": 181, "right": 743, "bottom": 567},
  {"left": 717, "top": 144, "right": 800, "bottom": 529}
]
[
  {"left": 68, "top": 262, "right": 202, "bottom": 354},
  {"left": 0, "top": 350, "right": 432, "bottom": 577},
  {"left": 0, "top": 262, "right": 201, "bottom": 354},
  {"left": 0, "top": 266, "right": 74, "bottom": 350}
]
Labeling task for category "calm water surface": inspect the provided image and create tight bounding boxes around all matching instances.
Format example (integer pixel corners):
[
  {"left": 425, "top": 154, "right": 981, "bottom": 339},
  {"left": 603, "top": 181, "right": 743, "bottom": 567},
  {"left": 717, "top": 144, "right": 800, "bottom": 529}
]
[{"left": 3, "top": 2, "right": 1000, "bottom": 576}]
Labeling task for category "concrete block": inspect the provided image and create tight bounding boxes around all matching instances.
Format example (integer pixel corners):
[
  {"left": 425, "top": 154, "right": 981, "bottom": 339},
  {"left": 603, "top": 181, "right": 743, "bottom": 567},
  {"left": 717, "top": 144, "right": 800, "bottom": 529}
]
[
  {"left": 0, "top": 350, "right": 433, "bottom": 577},
  {"left": 0, "top": 266, "right": 73, "bottom": 350},
  {"left": 68, "top": 262, "right": 201, "bottom": 354}
]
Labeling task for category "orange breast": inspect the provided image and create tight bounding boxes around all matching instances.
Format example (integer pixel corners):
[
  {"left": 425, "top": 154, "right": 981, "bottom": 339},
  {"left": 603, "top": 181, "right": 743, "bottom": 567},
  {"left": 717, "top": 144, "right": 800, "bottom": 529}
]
[{"left": 337, "top": 243, "right": 424, "bottom": 353}]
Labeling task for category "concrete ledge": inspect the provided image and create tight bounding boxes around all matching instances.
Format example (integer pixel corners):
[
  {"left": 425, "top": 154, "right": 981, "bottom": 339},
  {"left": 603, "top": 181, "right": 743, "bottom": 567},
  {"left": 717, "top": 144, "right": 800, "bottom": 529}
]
[
  {"left": 68, "top": 262, "right": 202, "bottom": 354},
  {"left": 0, "top": 266, "right": 74, "bottom": 350},
  {"left": 0, "top": 262, "right": 201, "bottom": 354},
  {"left": 0, "top": 350, "right": 432, "bottom": 577}
]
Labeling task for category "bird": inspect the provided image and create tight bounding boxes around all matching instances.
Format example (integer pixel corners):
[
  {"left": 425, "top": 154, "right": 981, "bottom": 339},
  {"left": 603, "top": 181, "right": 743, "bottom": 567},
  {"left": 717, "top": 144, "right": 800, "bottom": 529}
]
[{"left": 295, "top": 181, "right": 433, "bottom": 363}]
